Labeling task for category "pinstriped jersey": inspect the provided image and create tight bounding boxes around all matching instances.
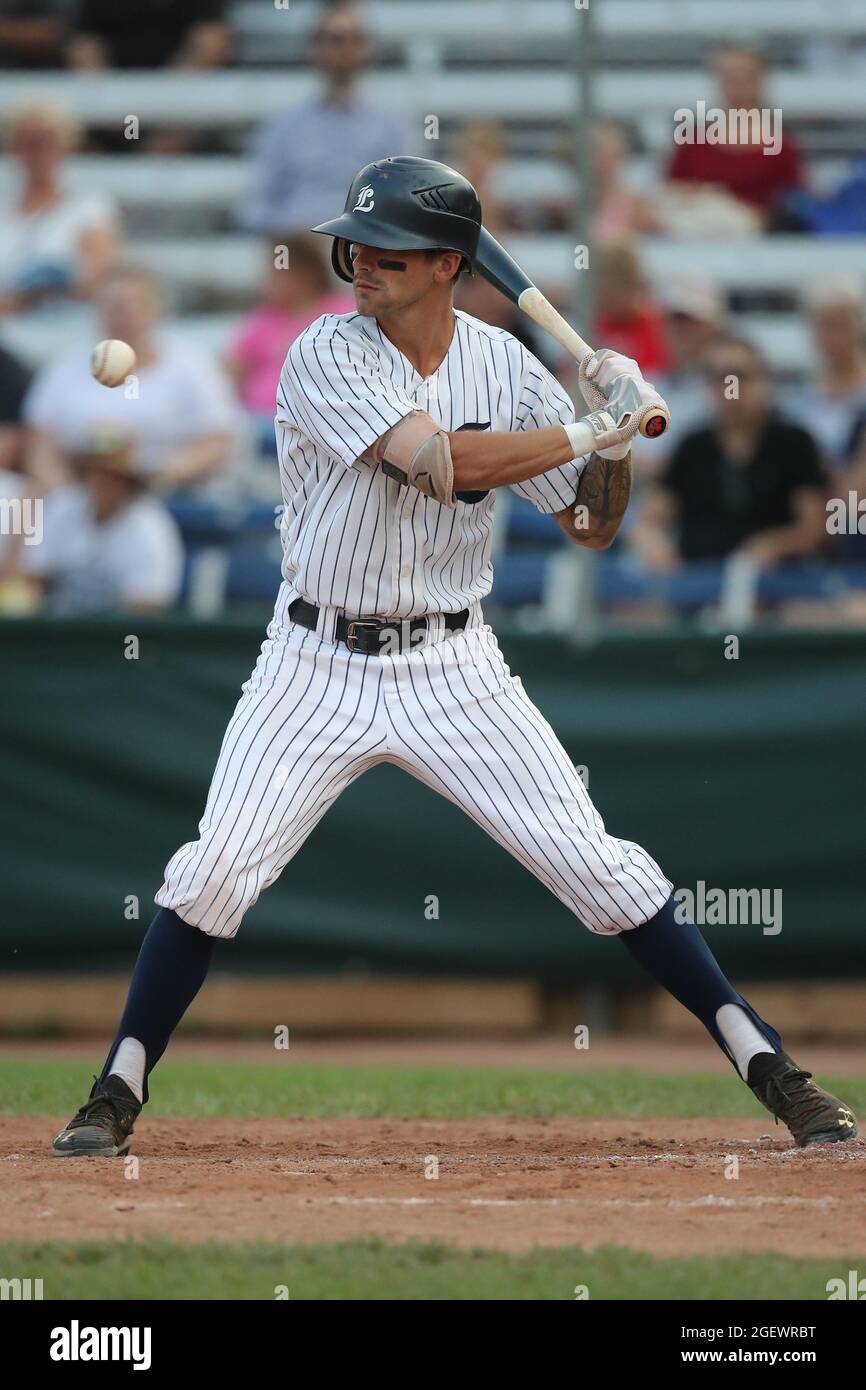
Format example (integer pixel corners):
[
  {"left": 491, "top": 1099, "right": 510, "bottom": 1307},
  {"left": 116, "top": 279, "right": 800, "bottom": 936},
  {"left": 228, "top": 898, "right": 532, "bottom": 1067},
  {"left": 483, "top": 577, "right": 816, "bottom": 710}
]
[{"left": 275, "top": 307, "right": 587, "bottom": 618}]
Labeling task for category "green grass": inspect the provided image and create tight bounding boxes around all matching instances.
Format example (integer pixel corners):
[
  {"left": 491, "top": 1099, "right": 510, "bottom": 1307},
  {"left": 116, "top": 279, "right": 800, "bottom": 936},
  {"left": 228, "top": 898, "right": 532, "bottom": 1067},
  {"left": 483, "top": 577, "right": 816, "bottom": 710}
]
[
  {"left": 5, "top": 1059, "right": 864, "bottom": 1301},
  {"left": 3, "top": 1057, "right": 864, "bottom": 1121},
  {"left": 0, "top": 1239, "right": 856, "bottom": 1300}
]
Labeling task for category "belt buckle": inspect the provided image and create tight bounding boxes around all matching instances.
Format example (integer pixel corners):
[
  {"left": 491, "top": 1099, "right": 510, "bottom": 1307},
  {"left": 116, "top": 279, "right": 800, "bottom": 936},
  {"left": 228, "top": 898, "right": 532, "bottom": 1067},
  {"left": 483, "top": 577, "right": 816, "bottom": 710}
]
[{"left": 345, "top": 618, "right": 382, "bottom": 653}]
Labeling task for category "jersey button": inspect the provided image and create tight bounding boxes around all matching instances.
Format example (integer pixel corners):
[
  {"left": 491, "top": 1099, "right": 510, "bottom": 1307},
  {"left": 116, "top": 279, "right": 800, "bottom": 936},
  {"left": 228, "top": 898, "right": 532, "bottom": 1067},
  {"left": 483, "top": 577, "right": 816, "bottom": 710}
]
[{"left": 400, "top": 564, "right": 412, "bottom": 579}]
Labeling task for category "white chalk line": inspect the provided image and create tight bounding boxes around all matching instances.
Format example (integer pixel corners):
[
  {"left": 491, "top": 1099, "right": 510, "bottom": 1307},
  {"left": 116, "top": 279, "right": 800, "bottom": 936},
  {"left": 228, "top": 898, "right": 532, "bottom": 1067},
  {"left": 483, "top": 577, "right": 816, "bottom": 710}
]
[{"left": 252, "top": 1148, "right": 865, "bottom": 1172}]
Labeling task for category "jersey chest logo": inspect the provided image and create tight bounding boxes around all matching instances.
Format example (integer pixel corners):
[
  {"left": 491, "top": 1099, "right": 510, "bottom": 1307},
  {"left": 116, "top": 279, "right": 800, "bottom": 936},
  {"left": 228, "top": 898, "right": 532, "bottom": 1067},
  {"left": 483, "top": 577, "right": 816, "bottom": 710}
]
[{"left": 455, "top": 421, "right": 491, "bottom": 503}]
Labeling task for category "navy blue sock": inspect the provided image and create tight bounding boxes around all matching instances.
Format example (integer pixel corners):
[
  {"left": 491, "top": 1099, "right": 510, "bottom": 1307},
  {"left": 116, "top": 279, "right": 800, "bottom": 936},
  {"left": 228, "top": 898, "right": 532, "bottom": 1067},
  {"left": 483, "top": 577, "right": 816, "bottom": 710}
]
[
  {"left": 620, "top": 895, "right": 782, "bottom": 1073},
  {"left": 99, "top": 908, "right": 215, "bottom": 1104}
]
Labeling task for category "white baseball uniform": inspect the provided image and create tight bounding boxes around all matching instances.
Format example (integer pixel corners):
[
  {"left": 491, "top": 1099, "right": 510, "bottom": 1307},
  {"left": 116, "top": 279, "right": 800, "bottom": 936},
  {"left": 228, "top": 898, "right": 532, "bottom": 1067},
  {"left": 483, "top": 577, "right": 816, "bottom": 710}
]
[{"left": 156, "top": 309, "right": 672, "bottom": 938}]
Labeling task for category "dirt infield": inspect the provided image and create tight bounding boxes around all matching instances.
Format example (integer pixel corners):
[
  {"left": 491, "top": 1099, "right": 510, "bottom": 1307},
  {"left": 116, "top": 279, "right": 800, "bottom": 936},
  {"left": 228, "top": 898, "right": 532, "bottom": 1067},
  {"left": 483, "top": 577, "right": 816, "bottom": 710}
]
[{"left": 3, "top": 1116, "right": 865, "bottom": 1257}]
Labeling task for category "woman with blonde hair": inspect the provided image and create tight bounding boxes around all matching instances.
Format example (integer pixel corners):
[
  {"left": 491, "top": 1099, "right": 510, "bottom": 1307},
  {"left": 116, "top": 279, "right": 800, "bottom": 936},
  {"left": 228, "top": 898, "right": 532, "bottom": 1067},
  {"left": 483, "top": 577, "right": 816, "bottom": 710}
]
[
  {"left": 0, "top": 98, "right": 120, "bottom": 314},
  {"left": 779, "top": 278, "right": 866, "bottom": 480}
]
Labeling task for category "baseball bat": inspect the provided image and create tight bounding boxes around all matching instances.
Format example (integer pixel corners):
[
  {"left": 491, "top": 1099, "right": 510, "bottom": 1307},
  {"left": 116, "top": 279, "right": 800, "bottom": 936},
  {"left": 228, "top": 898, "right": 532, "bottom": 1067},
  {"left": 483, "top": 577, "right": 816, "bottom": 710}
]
[{"left": 473, "top": 227, "right": 670, "bottom": 444}]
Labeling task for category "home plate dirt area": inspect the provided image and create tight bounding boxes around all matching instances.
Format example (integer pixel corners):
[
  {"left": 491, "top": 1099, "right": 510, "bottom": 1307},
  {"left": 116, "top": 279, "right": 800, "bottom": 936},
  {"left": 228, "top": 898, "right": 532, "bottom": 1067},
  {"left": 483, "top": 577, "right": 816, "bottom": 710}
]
[{"left": 3, "top": 1116, "right": 865, "bottom": 1258}]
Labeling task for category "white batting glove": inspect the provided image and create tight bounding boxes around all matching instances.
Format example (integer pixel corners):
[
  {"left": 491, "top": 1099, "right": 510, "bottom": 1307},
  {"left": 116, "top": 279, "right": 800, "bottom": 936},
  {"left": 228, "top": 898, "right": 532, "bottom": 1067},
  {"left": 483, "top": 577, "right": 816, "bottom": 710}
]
[
  {"left": 578, "top": 349, "right": 646, "bottom": 403},
  {"left": 565, "top": 374, "right": 669, "bottom": 461},
  {"left": 577, "top": 349, "right": 669, "bottom": 460}
]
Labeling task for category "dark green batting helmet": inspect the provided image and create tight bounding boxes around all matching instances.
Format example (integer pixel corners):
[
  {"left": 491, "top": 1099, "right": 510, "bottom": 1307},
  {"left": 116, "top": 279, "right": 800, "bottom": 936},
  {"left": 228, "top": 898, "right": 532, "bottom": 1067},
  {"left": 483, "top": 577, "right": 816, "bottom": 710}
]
[{"left": 312, "top": 155, "right": 483, "bottom": 282}]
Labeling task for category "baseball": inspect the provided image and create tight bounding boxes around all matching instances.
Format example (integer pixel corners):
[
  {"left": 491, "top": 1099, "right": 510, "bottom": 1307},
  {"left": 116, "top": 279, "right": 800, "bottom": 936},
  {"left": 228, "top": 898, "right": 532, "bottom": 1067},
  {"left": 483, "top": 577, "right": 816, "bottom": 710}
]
[{"left": 90, "top": 338, "right": 137, "bottom": 388}]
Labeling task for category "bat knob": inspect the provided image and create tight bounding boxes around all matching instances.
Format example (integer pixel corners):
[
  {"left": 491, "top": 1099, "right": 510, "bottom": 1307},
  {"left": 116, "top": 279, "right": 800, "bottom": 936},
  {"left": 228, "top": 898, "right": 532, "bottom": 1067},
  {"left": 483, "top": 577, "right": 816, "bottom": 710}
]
[{"left": 642, "top": 413, "right": 668, "bottom": 439}]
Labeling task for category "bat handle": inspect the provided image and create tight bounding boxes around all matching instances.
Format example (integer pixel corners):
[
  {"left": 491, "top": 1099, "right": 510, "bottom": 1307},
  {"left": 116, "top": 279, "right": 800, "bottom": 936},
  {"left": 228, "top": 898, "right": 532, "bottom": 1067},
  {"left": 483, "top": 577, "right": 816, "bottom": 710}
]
[{"left": 516, "top": 290, "right": 670, "bottom": 440}]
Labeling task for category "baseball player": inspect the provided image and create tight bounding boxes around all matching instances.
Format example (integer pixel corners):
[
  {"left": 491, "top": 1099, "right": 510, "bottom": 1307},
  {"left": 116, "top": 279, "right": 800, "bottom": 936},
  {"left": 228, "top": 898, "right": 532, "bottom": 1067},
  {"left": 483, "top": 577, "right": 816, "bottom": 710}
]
[{"left": 53, "top": 157, "right": 856, "bottom": 1156}]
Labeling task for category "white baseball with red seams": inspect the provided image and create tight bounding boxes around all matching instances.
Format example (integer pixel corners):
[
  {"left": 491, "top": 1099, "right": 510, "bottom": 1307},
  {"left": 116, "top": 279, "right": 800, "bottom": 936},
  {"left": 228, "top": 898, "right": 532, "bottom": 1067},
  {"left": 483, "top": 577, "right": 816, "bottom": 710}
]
[
  {"left": 156, "top": 308, "right": 673, "bottom": 938},
  {"left": 90, "top": 338, "right": 136, "bottom": 388}
]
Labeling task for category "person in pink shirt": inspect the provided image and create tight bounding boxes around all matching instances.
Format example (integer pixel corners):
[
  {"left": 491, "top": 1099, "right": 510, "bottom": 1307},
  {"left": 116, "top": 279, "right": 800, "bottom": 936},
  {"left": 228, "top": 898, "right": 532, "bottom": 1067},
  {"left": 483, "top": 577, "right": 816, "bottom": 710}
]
[{"left": 226, "top": 233, "right": 353, "bottom": 435}]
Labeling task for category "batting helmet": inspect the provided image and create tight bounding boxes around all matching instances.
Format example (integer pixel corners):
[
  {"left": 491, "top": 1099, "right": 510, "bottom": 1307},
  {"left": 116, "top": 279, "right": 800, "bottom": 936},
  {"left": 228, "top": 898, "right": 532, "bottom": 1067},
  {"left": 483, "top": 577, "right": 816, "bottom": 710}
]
[{"left": 312, "top": 155, "right": 482, "bottom": 282}]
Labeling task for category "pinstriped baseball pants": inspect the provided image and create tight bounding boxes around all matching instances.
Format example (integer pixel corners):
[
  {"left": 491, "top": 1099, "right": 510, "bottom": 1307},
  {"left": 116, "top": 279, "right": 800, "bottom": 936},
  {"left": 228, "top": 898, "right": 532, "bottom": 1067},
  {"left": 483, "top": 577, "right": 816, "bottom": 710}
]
[{"left": 156, "top": 603, "right": 672, "bottom": 939}]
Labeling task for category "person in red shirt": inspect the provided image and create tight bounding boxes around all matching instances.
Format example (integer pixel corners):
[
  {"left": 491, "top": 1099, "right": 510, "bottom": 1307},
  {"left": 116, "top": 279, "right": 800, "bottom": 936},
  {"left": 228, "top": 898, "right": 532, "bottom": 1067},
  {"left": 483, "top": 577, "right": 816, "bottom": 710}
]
[
  {"left": 592, "top": 240, "right": 669, "bottom": 379},
  {"left": 667, "top": 45, "right": 805, "bottom": 226}
]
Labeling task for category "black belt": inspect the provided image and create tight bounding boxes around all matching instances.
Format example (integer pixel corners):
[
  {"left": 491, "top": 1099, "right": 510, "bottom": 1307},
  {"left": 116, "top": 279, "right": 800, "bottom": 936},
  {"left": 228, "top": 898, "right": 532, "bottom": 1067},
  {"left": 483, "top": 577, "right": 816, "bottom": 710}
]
[{"left": 289, "top": 598, "right": 469, "bottom": 654}]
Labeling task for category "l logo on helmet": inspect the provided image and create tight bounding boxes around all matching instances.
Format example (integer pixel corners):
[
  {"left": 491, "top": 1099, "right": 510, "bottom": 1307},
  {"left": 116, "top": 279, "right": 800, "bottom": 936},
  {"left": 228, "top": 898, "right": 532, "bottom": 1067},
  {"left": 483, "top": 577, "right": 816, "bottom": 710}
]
[{"left": 353, "top": 185, "right": 375, "bottom": 212}]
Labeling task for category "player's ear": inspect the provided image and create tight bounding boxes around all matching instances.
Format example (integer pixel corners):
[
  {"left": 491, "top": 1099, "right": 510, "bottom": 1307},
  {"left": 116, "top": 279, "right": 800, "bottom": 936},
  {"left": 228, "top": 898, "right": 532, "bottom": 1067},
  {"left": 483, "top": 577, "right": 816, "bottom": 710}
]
[{"left": 433, "top": 251, "right": 462, "bottom": 285}]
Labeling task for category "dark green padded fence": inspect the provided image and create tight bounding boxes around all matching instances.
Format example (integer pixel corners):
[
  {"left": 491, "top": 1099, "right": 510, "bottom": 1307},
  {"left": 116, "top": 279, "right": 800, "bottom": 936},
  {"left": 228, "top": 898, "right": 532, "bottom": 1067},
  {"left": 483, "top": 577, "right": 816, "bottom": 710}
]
[{"left": 1, "top": 617, "right": 863, "bottom": 982}]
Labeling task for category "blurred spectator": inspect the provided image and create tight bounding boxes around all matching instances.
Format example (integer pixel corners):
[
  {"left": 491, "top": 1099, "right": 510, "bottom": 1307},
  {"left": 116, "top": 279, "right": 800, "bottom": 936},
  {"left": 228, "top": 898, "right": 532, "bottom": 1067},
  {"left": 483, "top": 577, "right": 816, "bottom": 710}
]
[
  {"left": 66, "top": 0, "right": 231, "bottom": 69},
  {"left": 778, "top": 279, "right": 866, "bottom": 483},
  {"left": 23, "top": 265, "right": 239, "bottom": 493},
  {"left": 241, "top": 2, "right": 412, "bottom": 235},
  {"left": 0, "top": 340, "right": 32, "bottom": 475},
  {"left": 0, "top": 100, "right": 120, "bottom": 314},
  {"left": 451, "top": 121, "right": 509, "bottom": 234},
  {"left": 0, "top": 468, "right": 38, "bottom": 609},
  {"left": 631, "top": 336, "right": 827, "bottom": 573},
  {"left": 592, "top": 241, "right": 669, "bottom": 378},
  {"left": 631, "top": 279, "right": 726, "bottom": 474},
  {"left": 829, "top": 406, "right": 866, "bottom": 562},
  {"left": 0, "top": 341, "right": 34, "bottom": 587},
  {"left": 847, "top": 410, "right": 866, "bottom": 482},
  {"left": 778, "top": 409, "right": 866, "bottom": 626},
  {"left": 225, "top": 234, "right": 353, "bottom": 432},
  {"left": 665, "top": 45, "right": 804, "bottom": 232},
  {"left": 835, "top": 413, "right": 866, "bottom": 566},
  {"left": 783, "top": 159, "right": 866, "bottom": 236},
  {"left": 592, "top": 121, "right": 662, "bottom": 244},
  {"left": 15, "top": 429, "right": 183, "bottom": 615},
  {"left": 0, "top": 1, "right": 73, "bottom": 66}
]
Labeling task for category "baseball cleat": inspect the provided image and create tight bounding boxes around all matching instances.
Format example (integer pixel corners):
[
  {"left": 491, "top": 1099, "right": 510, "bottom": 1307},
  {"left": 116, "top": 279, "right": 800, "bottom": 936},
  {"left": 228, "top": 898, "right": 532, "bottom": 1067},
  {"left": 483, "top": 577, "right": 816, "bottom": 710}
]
[
  {"left": 747, "top": 1051, "right": 859, "bottom": 1148},
  {"left": 52, "top": 1075, "right": 141, "bottom": 1157}
]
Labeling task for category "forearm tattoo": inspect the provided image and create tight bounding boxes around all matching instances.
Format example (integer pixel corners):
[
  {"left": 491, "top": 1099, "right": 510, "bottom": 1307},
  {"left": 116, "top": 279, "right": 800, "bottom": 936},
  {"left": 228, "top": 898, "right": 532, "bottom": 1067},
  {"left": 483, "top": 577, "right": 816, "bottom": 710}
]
[{"left": 572, "top": 450, "right": 632, "bottom": 545}]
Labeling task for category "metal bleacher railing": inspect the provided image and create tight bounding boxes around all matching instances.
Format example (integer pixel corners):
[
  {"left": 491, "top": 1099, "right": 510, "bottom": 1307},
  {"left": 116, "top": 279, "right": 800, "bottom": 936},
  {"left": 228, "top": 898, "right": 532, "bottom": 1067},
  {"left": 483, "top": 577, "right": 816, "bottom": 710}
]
[{"left": 2, "top": 65, "right": 864, "bottom": 132}]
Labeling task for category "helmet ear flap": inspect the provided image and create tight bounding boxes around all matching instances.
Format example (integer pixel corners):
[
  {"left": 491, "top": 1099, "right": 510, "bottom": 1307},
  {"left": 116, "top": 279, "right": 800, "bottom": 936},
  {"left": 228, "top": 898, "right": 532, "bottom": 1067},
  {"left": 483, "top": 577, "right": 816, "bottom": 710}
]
[{"left": 331, "top": 238, "right": 354, "bottom": 283}]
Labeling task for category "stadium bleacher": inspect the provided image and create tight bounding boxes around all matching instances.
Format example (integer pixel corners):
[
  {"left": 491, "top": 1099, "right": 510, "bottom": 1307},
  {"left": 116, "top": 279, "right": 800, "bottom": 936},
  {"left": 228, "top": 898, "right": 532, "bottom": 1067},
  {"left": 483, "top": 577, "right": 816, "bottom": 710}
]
[
  {"left": 2, "top": 0, "right": 865, "bottom": 624},
  {"left": 0, "top": 236, "right": 850, "bottom": 375},
  {"left": 2, "top": 0, "right": 863, "bottom": 372}
]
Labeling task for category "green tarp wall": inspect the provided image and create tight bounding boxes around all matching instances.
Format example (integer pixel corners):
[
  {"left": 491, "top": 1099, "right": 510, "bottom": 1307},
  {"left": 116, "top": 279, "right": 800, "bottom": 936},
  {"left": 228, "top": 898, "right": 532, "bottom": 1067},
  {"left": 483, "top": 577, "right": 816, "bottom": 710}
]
[{"left": 1, "top": 618, "right": 863, "bottom": 982}]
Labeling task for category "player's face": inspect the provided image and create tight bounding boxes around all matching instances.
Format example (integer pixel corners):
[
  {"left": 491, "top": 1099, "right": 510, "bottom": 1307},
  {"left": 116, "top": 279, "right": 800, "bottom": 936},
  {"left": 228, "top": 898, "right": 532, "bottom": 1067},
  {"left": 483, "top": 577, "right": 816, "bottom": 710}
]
[{"left": 349, "top": 244, "right": 459, "bottom": 316}]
